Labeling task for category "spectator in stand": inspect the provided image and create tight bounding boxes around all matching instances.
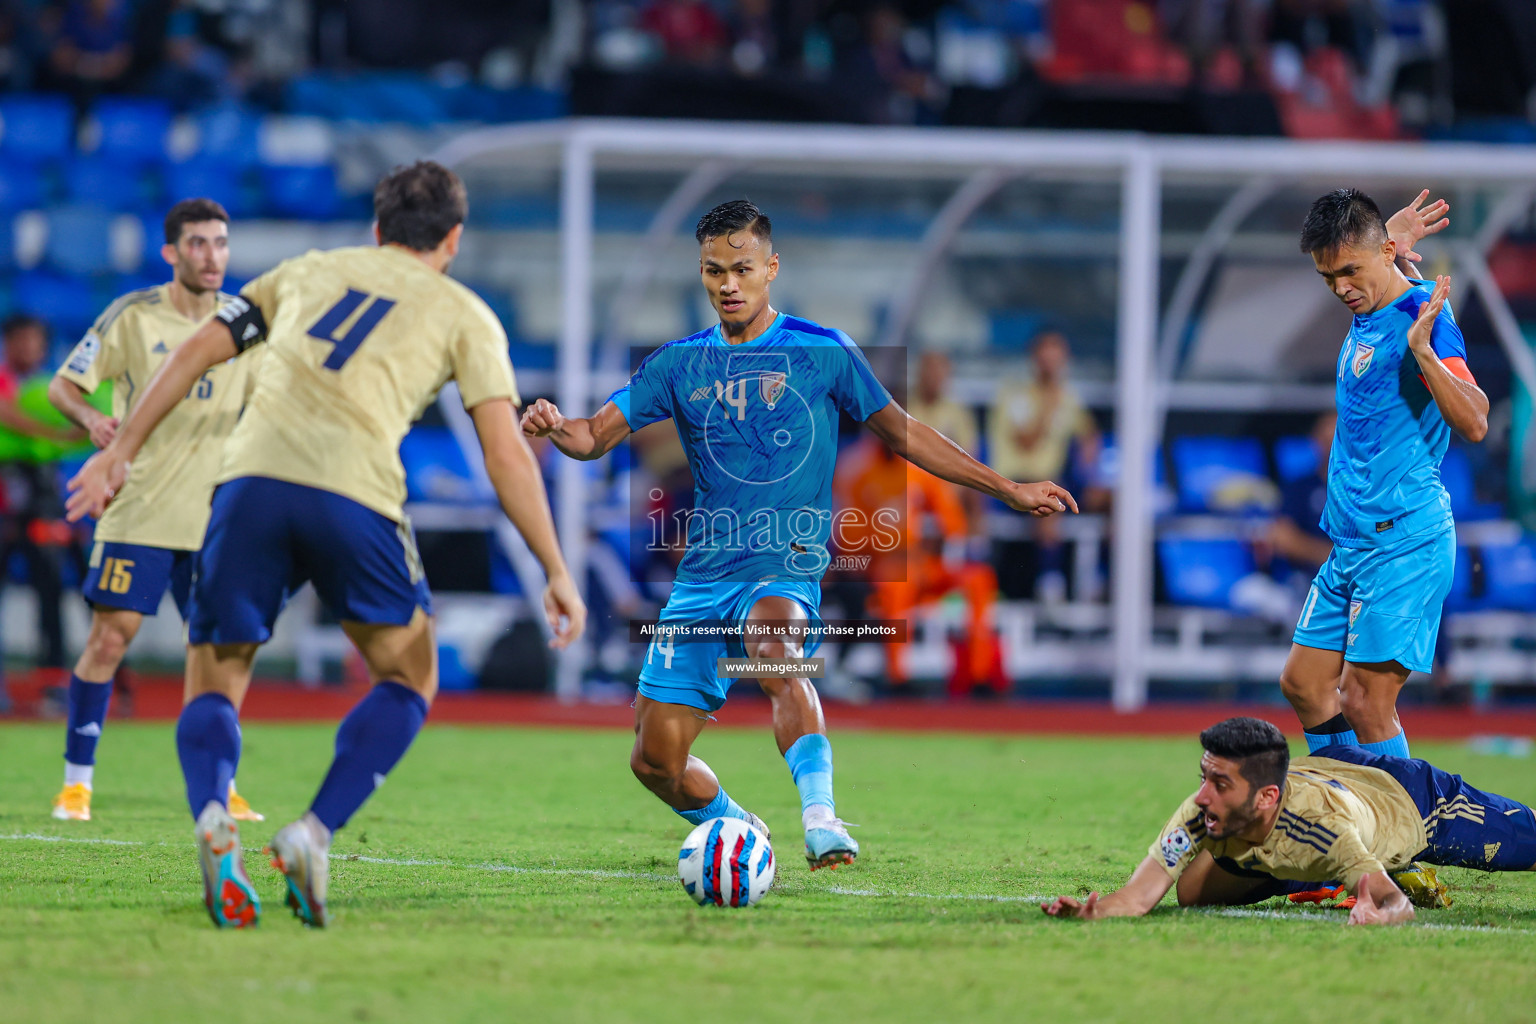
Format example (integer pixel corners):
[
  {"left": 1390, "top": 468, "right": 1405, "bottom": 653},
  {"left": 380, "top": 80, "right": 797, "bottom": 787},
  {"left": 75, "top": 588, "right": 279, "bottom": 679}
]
[
  {"left": 728, "top": 0, "right": 779, "bottom": 76},
  {"left": 0, "top": 315, "right": 83, "bottom": 678},
  {"left": 640, "top": 0, "right": 729, "bottom": 67},
  {"left": 147, "top": 0, "right": 238, "bottom": 111},
  {"left": 1269, "top": 0, "right": 1375, "bottom": 74},
  {"left": 1262, "top": 410, "right": 1335, "bottom": 579},
  {"left": 1159, "top": 0, "right": 1268, "bottom": 86},
  {"left": 45, "top": 0, "right": 134, "bottom": 105},
  {"left": 909, "top": 349, "right": 983, "bottom": 527},
  {"left": 988, "top": 330, "right": 1099, "bottom": 602}
]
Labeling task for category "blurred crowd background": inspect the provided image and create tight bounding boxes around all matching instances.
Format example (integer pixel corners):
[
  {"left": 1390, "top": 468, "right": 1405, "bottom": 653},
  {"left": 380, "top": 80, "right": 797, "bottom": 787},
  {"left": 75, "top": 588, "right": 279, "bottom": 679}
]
[{"left": 1, "top": 0, "right": 1536, "bottom": 711}]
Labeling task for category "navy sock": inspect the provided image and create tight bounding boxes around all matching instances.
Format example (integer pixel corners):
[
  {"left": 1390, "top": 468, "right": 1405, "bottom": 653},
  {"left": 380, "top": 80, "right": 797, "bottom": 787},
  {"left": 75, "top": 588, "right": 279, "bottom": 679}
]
[
  {"left": 309, "top": 681, "right": 428, "bottom": 833},
  {"left": 1359, "top": 730, "right": 1410, "bottom": 759},
  {"left": 63, "top": 674, "right": 111, "bottom": 769},
  {"left": 1302, "top": 713, "right": 1358, "bottom": 754},
  {"left": 175, "top": 693, "right": 240, "bottom": 819}
]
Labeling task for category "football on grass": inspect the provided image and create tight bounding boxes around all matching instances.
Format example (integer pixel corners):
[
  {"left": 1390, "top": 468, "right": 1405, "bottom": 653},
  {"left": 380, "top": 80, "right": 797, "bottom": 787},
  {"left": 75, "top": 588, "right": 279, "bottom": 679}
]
[{"left": 678, "top": 817, "right": 775, "bottom": 907}]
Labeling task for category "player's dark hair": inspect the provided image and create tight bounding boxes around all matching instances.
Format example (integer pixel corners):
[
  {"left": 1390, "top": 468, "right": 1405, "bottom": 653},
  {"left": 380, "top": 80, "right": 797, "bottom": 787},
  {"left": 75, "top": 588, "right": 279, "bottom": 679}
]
[
  {"left": 1, "top": 312, "right": 47, "bottom": 339},
  {"left": 164, "top": 198, "right": 230, "bottom": 246},
  {"left": 375, "top": 161, "right": 468, "bottom": 252},
  {"left": 695, "top": 199, "right": 772, "bottom": 250},
  {"left": 1299, "top": 188, "right": 1387, "bottom": 256},
  {"left": 1200, "top": 717, "right": 1290, "bottom": 791}
]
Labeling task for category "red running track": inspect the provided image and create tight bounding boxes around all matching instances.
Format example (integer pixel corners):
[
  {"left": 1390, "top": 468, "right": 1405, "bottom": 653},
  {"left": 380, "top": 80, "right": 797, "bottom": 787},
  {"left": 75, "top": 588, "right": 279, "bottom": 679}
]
[{"left": 4, "top": 672, "right": 1534, "bottom": 738}]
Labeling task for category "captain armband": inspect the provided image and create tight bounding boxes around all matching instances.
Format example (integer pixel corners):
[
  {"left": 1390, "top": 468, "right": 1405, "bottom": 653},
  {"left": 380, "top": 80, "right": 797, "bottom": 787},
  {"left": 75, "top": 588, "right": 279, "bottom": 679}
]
[{"left": 215, "top": 296, "right": 269, "bottom": 352}]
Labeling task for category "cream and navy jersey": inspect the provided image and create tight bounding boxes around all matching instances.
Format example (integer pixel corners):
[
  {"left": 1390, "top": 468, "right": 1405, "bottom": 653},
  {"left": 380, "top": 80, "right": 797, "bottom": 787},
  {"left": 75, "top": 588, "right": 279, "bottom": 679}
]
[
  {"left": 56, "top": 284, "right": 259, "bottom": 551},
  {"left": 1324, "top": 279, "right": 1466, "bottom": 548},
  {"left": 608, "top": 312, "right": 892, "bottom": 584},
  {"left": 217, "top": 245, "right": 520, "bottom": 523},
  {"left": 1150, "top": 757, "right": 1430, "bottom": 885}
]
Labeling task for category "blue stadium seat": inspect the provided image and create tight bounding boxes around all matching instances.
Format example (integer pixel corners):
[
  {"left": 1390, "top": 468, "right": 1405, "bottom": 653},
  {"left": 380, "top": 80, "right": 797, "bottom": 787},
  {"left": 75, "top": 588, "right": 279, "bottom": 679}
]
[
  {"left": 464, "top": 282, "right": 517, "bottom": 338},
  {"left": 64, "top": 157, "right": 154, "bottom": 212},
  {"left": 1444, "top": 545, "right": 1481, "bottom": 613},
  {"left": 400, "top": 426, "right": 492, "bottom": 504},
  {"left": 44, "top": 205, "right": 115, "bottom": 276},
  {"left": 12, "top": 270, "right": 94, "bottom": 339},
  {"left": 989, "top": 310, "right": 1046, "bottom": 352},
  {"left": 0, "top": 95, "right": 74, "bottom": 163},
  {"left": 1158, "top": 537, "right": 1255, "bottom": 608},
  {"left": 0, "top": 159, "right": 46, "bottom": 211},
  {"left": 1482, "top": 539, "right": 1536, "bottom": 610},
  {"left": 284, "top": 75, "right": 352, "bottom": 120},
  {"left": 1439, "top": 446, "right": 1503, "bottom": 521},
  {"left": 93, "top": 98, "right": 173, "bottom": 165},
  {"left": 164, "top": 161, "right": 252, "bottom": 218},
  {"left": 195, "top": 104, "right": 262, "bottom": 167},
  {"left": 1171, "top": 436, "right": 1272, "bottom": 513},
  {"left": 1273, "top": 435, "right": 1319, "bottom": 483},
  {"left": 0, "top": 216, "right": 15, "bottom": 273},
  {"left": 260, "top": 164, "right": 339, "bottom": 219}
]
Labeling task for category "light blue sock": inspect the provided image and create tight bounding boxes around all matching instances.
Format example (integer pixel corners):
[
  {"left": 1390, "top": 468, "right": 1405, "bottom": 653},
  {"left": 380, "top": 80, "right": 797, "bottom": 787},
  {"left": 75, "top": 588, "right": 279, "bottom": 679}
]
[
  {"left": 677, "top": 786, "right": 750, "bottom": 827},
  {"left": 1302, "top": 714, "right": 1357, "bottom": 753},
  {"left": 1359, "top": 731, "right": 1411, "bottom": 759},
  {"left": 784, "top": 733, "right": 834, "bottom": 815}
]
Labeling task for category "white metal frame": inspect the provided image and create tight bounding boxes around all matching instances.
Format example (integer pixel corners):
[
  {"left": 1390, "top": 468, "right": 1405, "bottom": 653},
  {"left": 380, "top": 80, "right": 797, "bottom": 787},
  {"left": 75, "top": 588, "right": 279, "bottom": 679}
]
[{"left": 434, "top": 119, "right": 1536, "bottom": 708}]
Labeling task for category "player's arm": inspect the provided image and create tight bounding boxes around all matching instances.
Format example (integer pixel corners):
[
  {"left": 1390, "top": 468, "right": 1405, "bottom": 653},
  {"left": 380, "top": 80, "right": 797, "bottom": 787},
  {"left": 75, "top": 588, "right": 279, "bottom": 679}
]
[
  {"left": 47, "top": 376, "right": 116, "bottom": 448},
  {"left": 865, "top": 400, "right": 1078, "bottom": 517},
  {"left": 1041, "top": 855, "right": 1175, "bottom": 921},
  {"left": 471, "top": 397, "right": 586, "bottom": 649},
  {"left": 520, "top": 399, "right": 633, "bottom": 461},
  {"left": 64, "top": 317, "right": 240, "bottom": 521},
  {"left": 0, "top": 384, "right": 79, "bottom": 442},
  {"left": 1386, "top": 189, "right": 1450, "bottom": 274},
  {"left": 1406, "top": 275, "right": 1488, "bottom": 443},
  {"left": 1346, "top": 869, "right": 1415, "bottom": 926}
]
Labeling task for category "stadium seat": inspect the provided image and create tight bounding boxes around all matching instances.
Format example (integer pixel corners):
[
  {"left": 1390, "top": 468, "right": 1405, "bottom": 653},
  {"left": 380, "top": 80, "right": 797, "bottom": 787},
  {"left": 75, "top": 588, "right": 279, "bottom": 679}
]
[
  {"left": 1444, "top": 544, "right": 1482, "bottom": 613},
  {"left": 44, "top": 206, "right": 115, "bottom": 277},
  {"left": 194, "top": 104, "right": 262, "bottom": 167},
  {"left": 1158, "top": 537, "right": 1255, "bottom": 608},
  {"left": 63, "top": 157, "right": 154, "bottom": 212},
  {"left": 260, "top": 164, "right": 340, "bottom": 220},
  {"left": 11, "top": 270, "right": 94, "bottom": 339},
  {"left": 1170, "top": 436, "right": 1275, "bottom": 513},
  {"left": 400, "top": 426, "right": 492, "bottom": 504},
  {"left": 0, "top": 95, "right": 74, "bottom": 163},
  {"left": 91, "top": 98, "right": 173, "bottom": 165},
  {"left": 1273, "top": 435, "right": 1320, "bottom": 483},
  {"left": 0, "top": 160, "right": 46, "bottom": 211},
  {"left": 164, "top": 161, "right": 252, "bottom": 218},
  {"left": 0, "top": 216, "right": 15, "bottom": 274},
  {"left": 1439, "top": 446, "right": 1503, "bottom": 521},
  {"left": 1482, "top": 539, "right": 1536, "bottom": 611}
]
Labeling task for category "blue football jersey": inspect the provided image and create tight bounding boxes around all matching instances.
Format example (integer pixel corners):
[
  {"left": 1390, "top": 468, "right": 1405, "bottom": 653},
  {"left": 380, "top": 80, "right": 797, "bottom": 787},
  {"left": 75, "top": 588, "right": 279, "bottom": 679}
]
[
  {"left": 1323, "top": 279, "right": 1466, "bottom": 547},
  {"left": 609, "top": 313, "right": 892, "bottom": 583}
]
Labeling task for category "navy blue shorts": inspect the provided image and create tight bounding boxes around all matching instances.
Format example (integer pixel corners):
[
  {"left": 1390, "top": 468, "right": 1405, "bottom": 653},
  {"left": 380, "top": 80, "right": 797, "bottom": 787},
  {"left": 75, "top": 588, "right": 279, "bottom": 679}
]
[
  {"left": 188, "top": 476, "right": 432, "bottom": 645},
  {"left": 1314, "top": 744, "right": 1536, "bottom": 872},
  {"left": 82, "top": 540, "right": 193, "bottom": 618}
]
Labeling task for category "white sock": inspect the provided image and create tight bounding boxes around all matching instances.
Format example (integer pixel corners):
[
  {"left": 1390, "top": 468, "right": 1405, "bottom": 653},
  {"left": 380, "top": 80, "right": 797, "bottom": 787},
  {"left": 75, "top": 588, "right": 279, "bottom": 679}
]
[
  {"left": 803, "top": 803, "right": 836, "bottom": 831},
  {"left": 64, "top": 762, "right": 93, "bottom": 789}
]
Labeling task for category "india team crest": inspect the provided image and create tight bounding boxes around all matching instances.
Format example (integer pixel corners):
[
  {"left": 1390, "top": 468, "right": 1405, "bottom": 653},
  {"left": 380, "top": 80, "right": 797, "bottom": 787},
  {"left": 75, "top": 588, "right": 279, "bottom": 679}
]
[
  {"left": 1349, "top": 599, "right": 1363, "bottom": 627},
  {"left": 1351, "top": 343, "right": 1375, "bottom": 377},
  {"left": 758, "top": 371, "right": 788, "bottom": 408}
]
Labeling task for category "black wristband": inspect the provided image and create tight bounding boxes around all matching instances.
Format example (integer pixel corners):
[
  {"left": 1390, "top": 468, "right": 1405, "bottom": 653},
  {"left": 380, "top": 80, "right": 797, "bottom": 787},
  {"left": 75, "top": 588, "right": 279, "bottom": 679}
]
[{"left": 215, "top": 295, "right": 268, "bottom": 352}]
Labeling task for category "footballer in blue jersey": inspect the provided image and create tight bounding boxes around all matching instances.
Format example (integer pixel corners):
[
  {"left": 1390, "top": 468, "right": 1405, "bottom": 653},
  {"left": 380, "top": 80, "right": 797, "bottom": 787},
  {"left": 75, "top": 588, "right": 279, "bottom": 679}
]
[
  {"left": 523, "top": 200, "right": 1078, "bottom": 869},
  {"left": 1280, "top": 189, "right": 1488, "bottom": 766}
]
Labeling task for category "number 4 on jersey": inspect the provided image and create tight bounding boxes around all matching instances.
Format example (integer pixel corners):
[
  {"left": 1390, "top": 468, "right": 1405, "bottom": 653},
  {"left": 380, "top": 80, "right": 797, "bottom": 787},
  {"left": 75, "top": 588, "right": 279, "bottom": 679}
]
[{"left": 308, "top": 289, "right": 396, "bottom": 370}]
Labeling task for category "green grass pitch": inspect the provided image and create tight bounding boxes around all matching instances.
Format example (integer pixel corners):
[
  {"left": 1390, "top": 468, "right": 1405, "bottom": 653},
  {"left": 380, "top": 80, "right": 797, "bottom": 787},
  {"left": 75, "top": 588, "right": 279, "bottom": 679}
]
[{"left": 3, "top": 720, "right": 1535, "bottom": 1023}]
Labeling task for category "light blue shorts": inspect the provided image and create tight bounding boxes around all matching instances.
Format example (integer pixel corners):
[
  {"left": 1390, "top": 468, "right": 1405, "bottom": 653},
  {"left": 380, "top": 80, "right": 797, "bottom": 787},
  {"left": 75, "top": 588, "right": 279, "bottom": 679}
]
[
  {"left": 637, "top": 580, "right": 822, "bottom": 712},
  {"left": 1291, "top": 524, "right": 1455, "bottom": 674}
]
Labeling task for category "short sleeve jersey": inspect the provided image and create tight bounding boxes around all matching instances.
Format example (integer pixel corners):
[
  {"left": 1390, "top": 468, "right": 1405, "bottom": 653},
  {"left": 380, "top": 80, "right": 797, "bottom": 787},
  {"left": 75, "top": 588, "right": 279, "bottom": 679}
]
[
  {"left": 1148, "top": 758, "right": 1431, "bottom": 884},
  {"left": 1324, "top": 279, "right": 1466, "bottom": 547},
  {"left": 608, "top": 312, "right": 891, "bottom": 584},
  {"left": 987, "top": 379, "right": 1093, "bottom": 483},
  {"left": 56, "top": 285, "right": 259, "bottom": 550},
  {"left": 1150, "top": 757, "right": 1430, "bottom": 885},
  {"left": 218, "top": 246, "right": 519, "bottom": 522}
]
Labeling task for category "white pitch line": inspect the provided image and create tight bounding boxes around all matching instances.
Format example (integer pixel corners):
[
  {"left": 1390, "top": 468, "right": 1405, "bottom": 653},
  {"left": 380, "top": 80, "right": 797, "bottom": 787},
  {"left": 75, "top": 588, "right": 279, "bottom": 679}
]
[{"left": 3, "top": 834, "right": 1533, "bottom": 934}]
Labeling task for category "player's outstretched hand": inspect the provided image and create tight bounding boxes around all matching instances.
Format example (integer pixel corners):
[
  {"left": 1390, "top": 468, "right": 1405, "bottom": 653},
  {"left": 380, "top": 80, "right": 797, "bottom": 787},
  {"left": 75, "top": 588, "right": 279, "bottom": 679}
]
[
  {"left": 521, "top": 398, "right": 566, "bottom": 438},
  {"left": 65, "top": 447, "right": 129, "bottom": 522},
  {"left": 1008, "top": 480, "right": 1078, "bottom": 517},
  {"left": 542, "top": 570, "right": 587, "bottom": 650},
  {"left": 88, "top": 414, "right": 119, "bottom": 450},
  {"left": 1346, "top": 871, "right": 1413, "bottom": 927},
  {"left": 1041, "top": 892, "right": 1100, "bottom": 920},
  {"left": 1408, "top": 275, "right": 1451, "bottom": 356},
  {"left": 1387, "top": 189, "right": 1450, "bottom": 265}
]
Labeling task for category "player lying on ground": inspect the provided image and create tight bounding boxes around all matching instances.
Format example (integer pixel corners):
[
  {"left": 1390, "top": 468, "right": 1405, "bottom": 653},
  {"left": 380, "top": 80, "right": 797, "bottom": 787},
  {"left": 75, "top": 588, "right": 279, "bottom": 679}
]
[
  {"left": 1280, "top": 189, "right": 1486, "bottom": 766},
  {"left": 522, "top": 199, "right": 1076, "bottom": 869},
  {"left": 68, "top": 161, "right": 586, "bottom": 928},
  {"left": 1041, "top": 717, "right": 1536, "bottom": 926},
  {"left": 47, "top": 199, "right": 264, "bottom": 823}
]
